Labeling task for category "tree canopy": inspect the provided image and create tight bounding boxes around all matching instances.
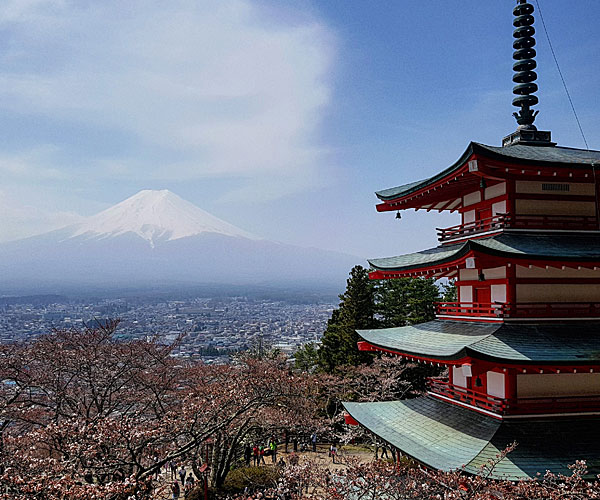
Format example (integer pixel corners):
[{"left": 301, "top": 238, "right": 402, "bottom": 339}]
[
  {"left": 313, "top": 266, "right": 449, "bottom": 373},
  {"left": 0, "top": 321, "right": 317, "bottom": 498}
]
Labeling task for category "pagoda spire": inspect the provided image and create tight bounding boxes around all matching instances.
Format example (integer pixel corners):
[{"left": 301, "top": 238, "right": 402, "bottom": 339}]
[
  {"left": 502, "top": 0, "right": 554, "bottom": 147},
  {"left": 512, "top": 0, "right": 539, "bottom": 128}
]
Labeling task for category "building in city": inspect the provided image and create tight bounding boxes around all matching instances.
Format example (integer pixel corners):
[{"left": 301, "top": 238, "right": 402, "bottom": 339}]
[{"left": 344, "top": 1, "right": 600, "bottom": 479}]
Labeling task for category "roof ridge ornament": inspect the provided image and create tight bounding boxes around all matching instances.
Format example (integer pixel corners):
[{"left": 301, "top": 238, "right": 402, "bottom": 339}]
[{"left": 502, "top": 0, "right": 555, "bottom": 148}]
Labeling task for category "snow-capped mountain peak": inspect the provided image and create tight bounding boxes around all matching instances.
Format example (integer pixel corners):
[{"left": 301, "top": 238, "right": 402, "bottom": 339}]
[{"left": 68, "top": 189, "right": 258, "bottom": 246}]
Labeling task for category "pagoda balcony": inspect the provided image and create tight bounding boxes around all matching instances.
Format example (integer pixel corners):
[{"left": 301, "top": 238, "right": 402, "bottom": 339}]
[
  {"left": 427, "top": 378, "right": 600, "bottom": 417},
  {"left": 437, "top": 214, "right": 598, "bottom": 243},
  {"left": 427, "top": 378, "right": 506, "bottom": 415},
  {"left": 435, "top": 302, "right": 600, "bottom": 321}
]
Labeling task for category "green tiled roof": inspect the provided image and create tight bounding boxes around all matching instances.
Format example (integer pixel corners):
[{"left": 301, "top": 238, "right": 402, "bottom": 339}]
[
  {"left": 344, "top": 397, "right": 600, "bottom": 479},
  {"left": 479, "top": 143, "right": 600, "bottom": 166},
  {"left": 473, "top": 323, "right": 600, "bottom": 363},
  {"left": 343, "top": 398, "right": 500, "bottom": 471},
  {"left": 466, "top": 418, "right": 600, "bottom": 479},
  {"left": 357, "top": 321, "right": 498, "bottom": 359},
  {"left": 368, "top": 243, "right": 465, "bottom": 271},
  {"left": 368, "top": 233, "right": 600, "bottom": 271},
  {"left": 357, "top": 320, "right": 600, "bottom": 364},
  {"left": 376, "top": 142, "right": 600, "bottom": 201}
]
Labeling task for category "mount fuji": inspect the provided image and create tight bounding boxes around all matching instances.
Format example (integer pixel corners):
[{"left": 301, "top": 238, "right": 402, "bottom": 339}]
[
  {"left": 0, "top": 190, "right": 360, "bottom": 293},
  {"left": 67, "top": 189, "right": 259, "bottom": 247}
]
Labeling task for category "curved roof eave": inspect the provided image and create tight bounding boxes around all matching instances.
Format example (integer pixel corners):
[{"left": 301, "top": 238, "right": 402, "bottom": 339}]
[
  {"left": 375, "top": 142, "right": 476, "bottom": 201},
  {"left": 375, "top": 142, "right": 600, "bottom": 203},
  {"left": 344, "top": 398, "right": 600, "bottom": 480},
  {"left": 368, "top": 234, "right": 600, "bottom": 273},
  {"left": 368, "top": 242, "right": 469, "bottom": 272},
  {"left": 357, "top": 320, "right": 600, "bottom": 364},
  {"left": 356, "top": 321, "right": 500, "bottom": 361}
]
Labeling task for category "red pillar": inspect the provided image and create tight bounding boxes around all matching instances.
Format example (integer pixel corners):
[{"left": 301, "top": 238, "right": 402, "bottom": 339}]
[
  {"left": 504, "top": 368, "right": 517, "bottom": 407},
  {"left": 506, "top": 262, "right": 516, "bottom": 314}
]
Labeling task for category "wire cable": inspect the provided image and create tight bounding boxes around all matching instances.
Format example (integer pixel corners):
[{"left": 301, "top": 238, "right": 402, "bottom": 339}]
[
  {"left": 534, "top": 0, "right": 599, "bottom": 228},
  {"left": 534, "top": 0, "right": 589, "bottom": 150}
]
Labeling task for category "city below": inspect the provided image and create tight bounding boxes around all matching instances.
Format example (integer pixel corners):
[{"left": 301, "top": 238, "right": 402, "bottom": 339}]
[{"left": 0, "top": 291, "right": 336, "bottom": 363}]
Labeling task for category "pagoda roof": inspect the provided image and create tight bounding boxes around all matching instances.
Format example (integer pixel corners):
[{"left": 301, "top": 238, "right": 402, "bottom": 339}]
[
  {"left": 376, "top": 142, "right": 600, "bottom": 202},
  {"left": 356, "top": 320, "right": 600, "bottom": 364},
  {"left": 368, "top": 233, "right": 600, "bottom": 272},
  {"left": 344, "top": 397, "right": 600, "bottom": 479}
]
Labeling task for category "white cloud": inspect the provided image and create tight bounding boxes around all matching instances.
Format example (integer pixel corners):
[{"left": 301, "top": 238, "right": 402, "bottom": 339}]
[
  {"left": 0, "top": 0, "right": 335, "bottom": 197},
  {"left": 0, "top": 189, "right": 84, "bottom": 242},
  {"left": 0, "top": 147, "right": 68, "bottom": 181}
]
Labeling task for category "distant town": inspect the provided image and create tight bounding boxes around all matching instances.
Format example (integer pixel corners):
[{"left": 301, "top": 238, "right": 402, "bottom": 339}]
[{"left": 0, "top": 293, "right": 336, "bottom": 363}]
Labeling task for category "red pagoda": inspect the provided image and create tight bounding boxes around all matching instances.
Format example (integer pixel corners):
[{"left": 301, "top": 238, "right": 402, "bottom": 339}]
[{"left": 344, "top": 1, "right": 600, "bottom": 479}]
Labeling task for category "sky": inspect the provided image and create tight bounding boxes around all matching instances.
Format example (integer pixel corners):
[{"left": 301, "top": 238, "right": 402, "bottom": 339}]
[{"left": 1, "top": 0, "right": 599, "bottom": 259}]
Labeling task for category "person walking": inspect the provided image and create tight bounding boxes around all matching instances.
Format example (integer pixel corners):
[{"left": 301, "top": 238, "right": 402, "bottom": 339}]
[
  {"left": 171, "top": 481, "right": 180, "bottom": 499},
  {"left": 169, "top": 460, "right": 177, "bottom": 480},
  {"left": 244, "top": 443, "right": 252, "bottom": 466},
  {"left": 330, "top": 443, "right": 337, "bottom": 464},
  {"left": 310, "top": 433, "right": 317, "bottom": 453},
  {"left": 178, "top": 465, "right": 186, "bottom": 487}
]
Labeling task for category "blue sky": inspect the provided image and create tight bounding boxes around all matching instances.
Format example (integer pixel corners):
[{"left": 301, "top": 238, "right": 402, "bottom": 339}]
[{"left": 1, "top": 0, "right": 599, "bottom": 259}]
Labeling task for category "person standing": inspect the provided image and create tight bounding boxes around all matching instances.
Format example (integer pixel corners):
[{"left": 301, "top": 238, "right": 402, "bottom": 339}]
[
  {"left": 269, "top": 438, "right": 277, "bottom": 463},
  {"left": 310, "top": 433, "right": 317, "bottom": 453},
  {"left": 178, "top": 465, "right": 186, "bottom": 486},
  {"left": 244, "top": 443, "right": 252, "bottom": 466},
  {"left": 330, "top": 443, "right": 337, "bottom": 464},
  {"left": 169, "top": 460, "right": 177, "bottom": 480},
  {"left": 253, "top": 444, "right": 259, "bottom": 467}
]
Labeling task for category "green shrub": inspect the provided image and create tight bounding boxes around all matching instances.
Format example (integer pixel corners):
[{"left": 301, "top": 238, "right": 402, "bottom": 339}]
[{"left": 221, "top": 466, "right": 280, "bottom": 495}]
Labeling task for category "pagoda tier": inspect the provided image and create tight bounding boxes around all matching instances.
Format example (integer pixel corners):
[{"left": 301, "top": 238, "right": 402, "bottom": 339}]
[
  {"left": 343, "top": 397, "right": 600, "bottom": 480},
  {"left": 369, "top": 233, "right": 600, "bottom": 322},
  {"left": 375, "top": 142, "right": 600, "bottom": 245},
  {"left": 356, "top": 320, "right": 600, "bottom": 418}
]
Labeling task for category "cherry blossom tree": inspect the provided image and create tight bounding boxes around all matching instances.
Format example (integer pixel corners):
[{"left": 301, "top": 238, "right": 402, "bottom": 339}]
[
  {"left": 0, "top": 322, "right": 315, "bottom": 499},
  {"left": 275, "top": 449, "right": 600, "bottom": 500}
]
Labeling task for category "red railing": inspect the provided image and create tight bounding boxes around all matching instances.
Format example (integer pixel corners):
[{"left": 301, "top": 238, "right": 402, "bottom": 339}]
[
  {"left": 435, "top": 302, "right": 600, "bottom": 320},
  {"left": 428, "top": 378, "right": 600, "bottom": 415},
  {"left": 435, "top": 302, "right": 504, "bottom": 318},
  {"left": 427, "top": 378, "right": 506, "bottom": 414},
  {"left": 437, "top": 214, "right": 598, "bottom": 242},
  {"left": 437, "top": 215, "right": 507, "bottom": 242}
]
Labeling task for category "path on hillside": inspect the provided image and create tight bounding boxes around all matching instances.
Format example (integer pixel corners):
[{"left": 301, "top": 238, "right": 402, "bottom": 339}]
[{"left": 152, "top": 443, "right": 375, "bottom": 499}]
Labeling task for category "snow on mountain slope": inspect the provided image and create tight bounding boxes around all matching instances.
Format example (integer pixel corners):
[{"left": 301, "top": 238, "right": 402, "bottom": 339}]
[
  {"left": 68, "top": 190, "right": 259, "bottom": 246},
  {"left": 0, "top": 189, "right": 361, "bottom": 291}
]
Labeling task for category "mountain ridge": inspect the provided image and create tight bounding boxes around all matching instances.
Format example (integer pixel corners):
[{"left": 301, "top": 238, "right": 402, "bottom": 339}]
[
  {"left": 63, "top": 189, "right": 259, "bottom": 247},
  {"left": 0, "top": 190, "right": 361, "bottom": 292}
]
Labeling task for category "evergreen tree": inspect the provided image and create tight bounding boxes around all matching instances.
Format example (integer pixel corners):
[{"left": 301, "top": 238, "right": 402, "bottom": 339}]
[
  {"left": 376, "top": 277, "right": 440, "bottom": 327},
  {"left": 318, "top": 266, "right": 376, "bottom": 372},
  {"left": 294, "top": 341, "right": 319, "bottom": 372}
]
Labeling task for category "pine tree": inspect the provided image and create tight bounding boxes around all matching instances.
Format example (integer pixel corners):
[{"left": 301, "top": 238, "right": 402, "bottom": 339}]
[
  {"left": 318, "top": 266, "right": 376, "bottom": 372},
  {"left": 376, "top": 277, "right": 440, "bottom": 328}
]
